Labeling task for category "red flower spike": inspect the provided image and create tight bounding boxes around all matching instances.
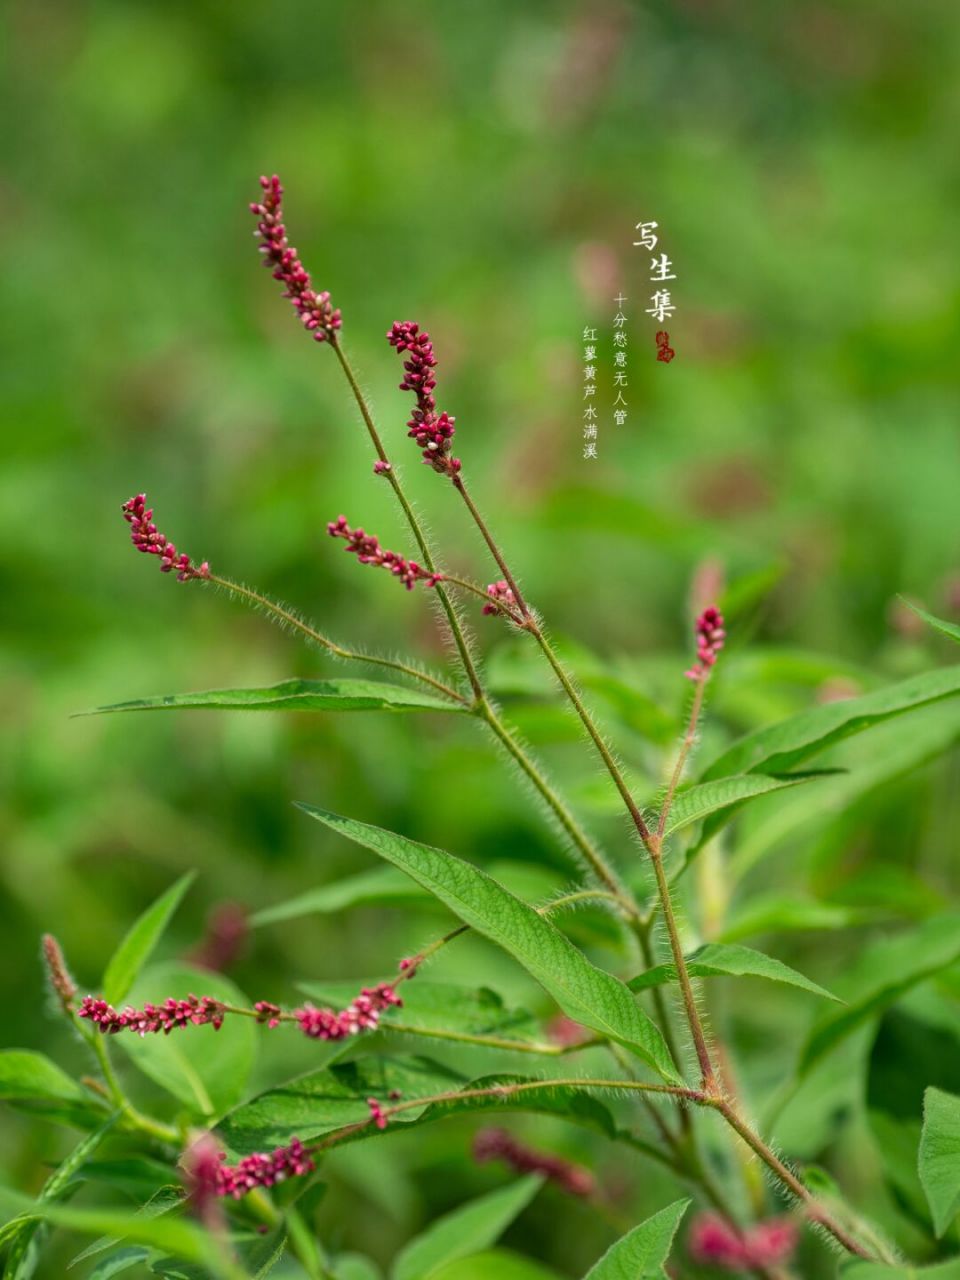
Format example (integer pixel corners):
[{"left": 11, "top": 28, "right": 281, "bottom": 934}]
[
  {"left": 685, "top": 605, "right": 725, "bottom": 681},
  {"left": 250, "top": 175, "right": 341, "bottom": 343},
  {"left": 122, "top": 494, "right": 210, "bottom": 583},
  {"left": 328, "top": 516, "right": 444, "bottom": 591},
  {"left": 387, "top": 321, "right": 461, "bottom": 476}
]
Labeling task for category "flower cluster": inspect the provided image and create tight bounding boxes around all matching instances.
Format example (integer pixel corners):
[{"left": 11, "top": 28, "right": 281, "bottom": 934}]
[
  {"left": 78, "top": 994, "right": 225, "bottom": 1036},
  {"left": 295, "top": 982, "right": 402, "bottom": 1041},
  {"left": 387, "top": 322, "right": 461, "bottom": 476},
  {"left": 473, "top": 1128, "right": 595, "bottom": 1198},
  {"left": 122, "top": 495, "right": 210, "bottom": 582},
  {"left": 212, "top": 1138, "right": 315, "bottom": 1199},
  {"left": 42, "top": 935, "right": 76, "bottom": 1014},
  {"left": 685, "top": 605, "right": 726, "bottom": 681},
  {"left": 482, "top": 580, "right": 519, "bottom": 619},
  {"left": 367, "top": 1098, "right": 388, "bottom": 1130},
  {"left": 328, "top": 516, "right": 443, "bottom": 591},
  {"left": 688, "top": 1213, "right": 797, "bottom": 1272},
  {"left": 250, "top": 175, "right": 341, "bottom": 342}
]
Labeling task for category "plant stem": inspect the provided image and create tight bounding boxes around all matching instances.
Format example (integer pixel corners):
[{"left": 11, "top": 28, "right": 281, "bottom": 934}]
[
  {"left": 206, "top": 573, "right": 468, "bottom": 706},
  {"left": 715, "top": 1099, "right": 873, "bottom": 1260},
  {"left": 657, "top": 674, "right": 707, "bottom": 840},
  {"left": 84, "top": 1029, "right": 179, "bottom": 1144},
  {"left": 329, "top": 341, "right": 631, "bottom": 906},
  {"left": 333, "top": 340, "right": 483, "bottom": 699},
  {"left": 446, "top": 473, "right": 883, "bottom": 1260}
]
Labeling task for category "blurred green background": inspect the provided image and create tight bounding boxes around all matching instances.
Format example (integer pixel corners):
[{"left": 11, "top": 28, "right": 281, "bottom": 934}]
[{"left": 3, "top": 0, "right": 960, "bottom": 1275}]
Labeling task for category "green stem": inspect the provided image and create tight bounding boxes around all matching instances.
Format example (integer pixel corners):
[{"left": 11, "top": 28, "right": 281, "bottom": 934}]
[
  {"left": 206, "top": 573, "right": 467, "bottom": 706},
  {"left": 333, "top": 340, "right": 483, "bottom": 699},
  {"left": 85, "top": 1030, "right": 178, "bottom": 1144}
]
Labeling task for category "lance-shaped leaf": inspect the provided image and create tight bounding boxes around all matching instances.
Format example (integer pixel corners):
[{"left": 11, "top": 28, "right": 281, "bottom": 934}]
[
  {"left": 84, "top": 679, "right": 465, "bottom": 717},
  {"left": 217, "top": 1059, "right": 617, "bottom": 1157},
  {"left": 582, "top": 1198, "right": 690, "bottom": 1280},
  {"left": 393, "top": 1176, "right": 543, "bottom": 1280},
  {"left": 4, "top": 1119, "right": 117, "bottom": 1278},
  {"left": 840, "top": 1263, "right": 960, "bottom": 1279},
  {"left": 920, "top": 1087, "right": 960, "bottom": 1237},
  {"left": 659, "top": 773, "right": 828, "bottom": 839},
  {"left": 297, "top": 806, "right": 678, "bottom": 1081},
  {"left": 902, "top": 601, "right": 960, "bottom": 646},
  {"left": 298, "top": 980, "right": 544, "bottom": 1051},
  {"left": 103, "top": 872, "right": 195, "bottom": 1005},
  {"left": 799, "top": 914, "right": 960, "bottom": 1077},
  {"left": 629, "top": 943, "right": 840, "bottom": 1003},
  {"left": 702, "top": 665, "right": 960, "bottom": 780}
]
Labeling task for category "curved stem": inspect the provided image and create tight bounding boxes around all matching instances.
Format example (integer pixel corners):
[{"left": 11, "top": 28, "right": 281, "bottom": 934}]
[{"left": 206, "top": 573, "right": 467, "bottom": 706}]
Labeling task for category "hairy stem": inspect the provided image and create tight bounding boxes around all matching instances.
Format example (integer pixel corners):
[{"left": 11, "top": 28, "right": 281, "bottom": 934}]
[
  {"left": 657, "top": 674, "right": 707, "bottom": 839},
  {"left": 206, "top": 573, "right": 467, "bottom": 705},
  {"left": 329, "top": 341, "right": 631, "bottom": 906}
]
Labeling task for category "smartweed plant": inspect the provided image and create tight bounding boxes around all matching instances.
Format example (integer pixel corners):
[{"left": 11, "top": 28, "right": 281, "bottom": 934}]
[{"left": 9, "top": 176, "right": 960, "bottom": 1280}]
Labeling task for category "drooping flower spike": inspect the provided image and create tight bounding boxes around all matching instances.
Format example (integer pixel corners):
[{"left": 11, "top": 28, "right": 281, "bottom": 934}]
[
  {"left": 473, "top": 1128, "right": 595, "bottom": 1198},
  {"left": 387, "top": 322, "right": 461, "bottom": 476},
  {"left": 122, "top": 495, "right": 210, "bottom": 582},
  {"left": 685, "top": 605, "right": 725, "bottom": 681},
  {"left": 250, "top": 175, "right": 341, "bottom": 343},
  {"left": 328, "top": 515, "right": 443, "bottom": 591}
]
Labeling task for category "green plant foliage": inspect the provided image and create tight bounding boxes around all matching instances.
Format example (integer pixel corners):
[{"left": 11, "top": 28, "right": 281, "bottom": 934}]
[
  {"left": 581, "top": 1199, "right": 690, "bottom": 1279},
  {"left": 87, "top": 679, "right": 467, "bottom": 717},
  {"left": 297, "top": 806, "right": 678, "bottom": 1081},
  {"left": 919, "top": 1088, "right": 960, "bottom": 1238},
  {"left": 629, "top": 943, "right": 839, "bottom": 1002}
]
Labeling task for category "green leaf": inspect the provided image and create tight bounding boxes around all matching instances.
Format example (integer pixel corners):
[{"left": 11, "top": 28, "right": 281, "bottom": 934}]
[
  {"left": 920, "top": 1087, "right": 960, "bottom": 1237},
  {"left": 103, "top": 872, "right": 195, "bottom": 1005},
  {"left": 429, "top": 1250, "right": 565, "bottom": 1280},
  {"left": 18, "top": 1204, "right": 240, "bottom": 1279},
  {"left": 0, "top": 1050, "right": 102, "bottom": 1128},
  {"left": 702, "top": 665, "right": 960, "bottom": 780},
  {"left": 660, "top": 773, "right": 828, "bottom": 838},
  {"left": 86, "top": 1248, "right": 154, "bottom": 1278},
  {"left": 393, "top": 1176, "right": 543, "bottom": 1280},
  {"left": 582, "top": 1198, "right": 690, "bottom": 1280},
  {"left": 628, "top": 943, "right": 840, "bottom": 1002},
  {"left": 298, "top": 980, "right": 542, "bottom": 1050},
  {"left": 297, "top": 806, "right": 678, "bottom": 1082},
  {"left": 799, "top": 915, "right": 960, "bottom": 1077},
  {"left": 902, "top": 600, "right": 960, "bottom": 646},
  {"left": 85, "top": 679, "right": 465, "bottom": 717},
  {"left": 336, "top": 1254, "right": 383, "bottom": 1280},
  {"left": 217, "top": 1060, "right": 616, "bottom": 1157},
  {"left": 115, "top": 963, "right": 256, "bottom": 1116},
  {"left": 4, "top": 1118, "right": 118, "bottom": 1278},
  {"left": 68, "top": 1187, "right": 183, "bottom": 1268}
]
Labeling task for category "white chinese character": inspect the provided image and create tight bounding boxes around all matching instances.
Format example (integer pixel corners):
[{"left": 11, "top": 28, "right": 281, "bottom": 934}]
[
  {"left": 583, "top": 385, "right": 596, "bottom": 399},
  {"left": 645, "top": 291, "right": 675, "bottom": 322},
  {"left": 614, "top": 293, "right": 628, "bottom": 308},
  {"left": 582, "top": 326, "right": 598, "bottom": 342},
  {"left": 614, "top": 390, "right": 627, "bottom": 406},
  {"left": 613, "top": 311, "right": 627, "bottom": 330},
  {"left": 613, "top": 331, "right": 627, "bottom": 347},
  {"left": 614, "top": 351, "right": 627, "bottom": 367},
  {"left": 583, "top": 345, "right": 596, "bottom": 361},
  {"left": 649, "top": 254, "right": 676, "bottom": 281},
  {"left": 584, "top": 365, "right": 597, "bottom": 381},
  {"left": 633, "top": 221, "right": 658, "bottom": 250},
  {"left": 583, "top": 423, "right": 598, "bottom": 439},
  {"left": 583, "top": 405, "right": 597, "bottom": 420},
  {"left": 614, "top": 409, "right": 628, "bottom": 426},
  {"left": 583, "top": 442, "right": 598, "bottom": 459},
  {"left": 614, "top": 371, "right": 627, "bottom": 386}
]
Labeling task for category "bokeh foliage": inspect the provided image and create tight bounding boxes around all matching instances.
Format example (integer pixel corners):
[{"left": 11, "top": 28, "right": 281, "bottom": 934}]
[{"left": 2, "top": 1, "right": 960, "bottom": 1276}]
